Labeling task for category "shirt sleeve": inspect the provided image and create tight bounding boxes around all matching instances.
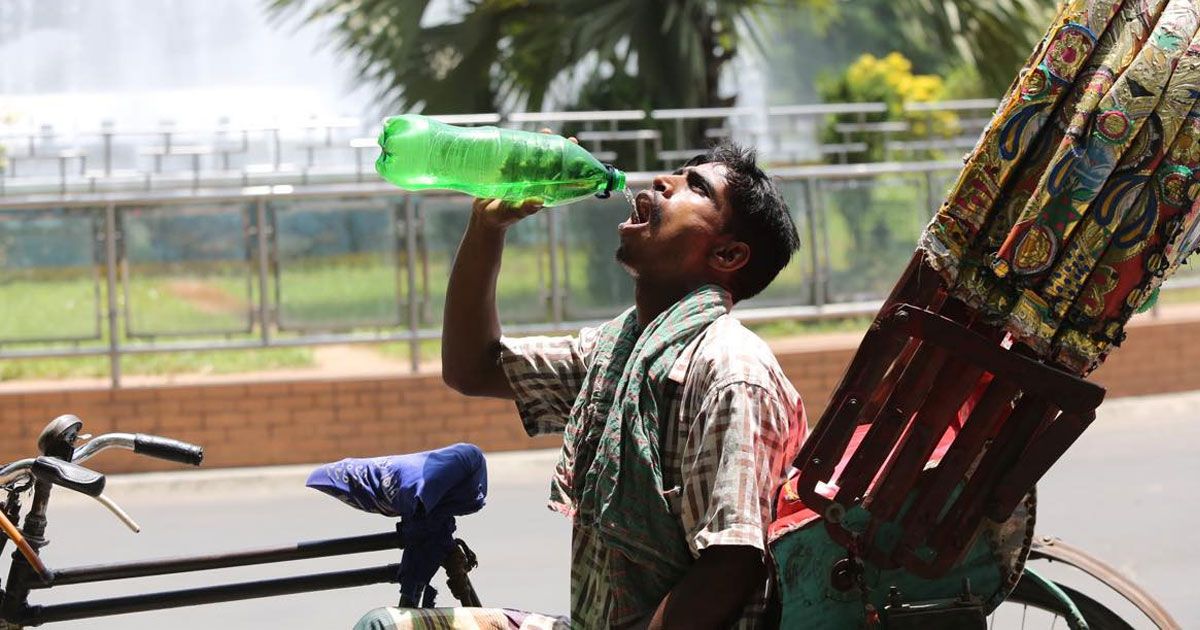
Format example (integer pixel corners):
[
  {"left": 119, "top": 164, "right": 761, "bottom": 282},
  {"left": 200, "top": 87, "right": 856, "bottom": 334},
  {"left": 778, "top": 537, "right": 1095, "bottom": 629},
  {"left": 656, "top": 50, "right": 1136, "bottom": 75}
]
[
  {"left": 498, "top": 327, "right": 598, "bottom": 437},
  {"left": 679, "top": 380, "right": 797, "bottom": 558}
]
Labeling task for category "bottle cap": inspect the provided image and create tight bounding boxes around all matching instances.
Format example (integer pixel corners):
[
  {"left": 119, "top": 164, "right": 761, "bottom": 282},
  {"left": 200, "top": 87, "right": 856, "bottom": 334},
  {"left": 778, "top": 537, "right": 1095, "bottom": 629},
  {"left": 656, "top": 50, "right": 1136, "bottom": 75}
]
[{"left": 596, "top": 164, "right": 625, "bottom": 200}]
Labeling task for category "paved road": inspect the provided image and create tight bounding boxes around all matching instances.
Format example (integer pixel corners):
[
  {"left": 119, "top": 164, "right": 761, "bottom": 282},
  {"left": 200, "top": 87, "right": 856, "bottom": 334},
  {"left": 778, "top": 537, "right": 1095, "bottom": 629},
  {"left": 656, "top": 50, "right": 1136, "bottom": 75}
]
[{"left": 7, "top": 391, "right": 1199, "bottom": 629}]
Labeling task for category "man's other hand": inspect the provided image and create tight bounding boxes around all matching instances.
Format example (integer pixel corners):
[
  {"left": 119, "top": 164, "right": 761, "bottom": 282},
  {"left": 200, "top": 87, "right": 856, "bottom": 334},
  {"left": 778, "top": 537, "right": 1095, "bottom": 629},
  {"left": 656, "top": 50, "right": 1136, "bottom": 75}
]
[{"left": 641, "top": 546, "right": 766, "bottom": 630}]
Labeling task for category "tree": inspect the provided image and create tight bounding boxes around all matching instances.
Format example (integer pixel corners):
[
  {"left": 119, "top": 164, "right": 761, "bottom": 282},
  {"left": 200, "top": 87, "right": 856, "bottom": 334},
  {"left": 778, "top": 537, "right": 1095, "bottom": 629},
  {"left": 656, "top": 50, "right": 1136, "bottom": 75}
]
[
  {"left": 768, "top": 0, "right": 1054, "bottom": 100},
  {"left": 266, "top": 0, "right": 831, "bottom": 115},
  {"left": 267, "top": 0, "right": 1051, "bottom": 116},
  {"left": 884, "top": 0, "right": 1055, "bottom": 94}
]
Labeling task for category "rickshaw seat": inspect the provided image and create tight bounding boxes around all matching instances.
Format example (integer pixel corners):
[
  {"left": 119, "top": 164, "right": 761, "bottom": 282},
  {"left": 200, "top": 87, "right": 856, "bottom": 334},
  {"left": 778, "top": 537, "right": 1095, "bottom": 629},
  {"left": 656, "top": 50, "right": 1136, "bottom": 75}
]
[{"left": 787, "top": 254, "right": 1106, "bottom": 578}]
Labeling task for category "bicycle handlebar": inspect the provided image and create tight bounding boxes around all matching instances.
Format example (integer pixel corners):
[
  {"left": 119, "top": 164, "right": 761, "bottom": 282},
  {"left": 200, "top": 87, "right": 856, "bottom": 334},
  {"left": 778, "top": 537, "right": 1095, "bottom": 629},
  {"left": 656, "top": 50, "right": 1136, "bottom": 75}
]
[
  {"left": 0, "top": 423, "right": 205, "bottom": 577},
  {"left": 70, "top": 433, "right": 204, "bottom": 467},
  {"left": 0, "top": 458, "right": 38, "bottom": 487},
  {"left": 133, "top": 434, "right": 204, "bottom": 466}
]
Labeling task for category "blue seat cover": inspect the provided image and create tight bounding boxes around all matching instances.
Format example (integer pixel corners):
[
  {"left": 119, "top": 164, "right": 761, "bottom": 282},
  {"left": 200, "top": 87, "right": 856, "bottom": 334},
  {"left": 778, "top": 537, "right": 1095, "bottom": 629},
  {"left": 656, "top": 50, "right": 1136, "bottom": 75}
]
[{"left": 307, "top": 443, "right": 488, "bottom": 606}]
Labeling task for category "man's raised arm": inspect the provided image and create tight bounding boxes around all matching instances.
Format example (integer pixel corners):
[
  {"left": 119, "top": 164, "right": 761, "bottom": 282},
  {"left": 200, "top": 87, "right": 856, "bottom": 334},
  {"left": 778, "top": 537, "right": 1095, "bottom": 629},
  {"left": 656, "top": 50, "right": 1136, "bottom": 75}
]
[{"left": 440, "top": 197, "right": 541, "bottom": 398}]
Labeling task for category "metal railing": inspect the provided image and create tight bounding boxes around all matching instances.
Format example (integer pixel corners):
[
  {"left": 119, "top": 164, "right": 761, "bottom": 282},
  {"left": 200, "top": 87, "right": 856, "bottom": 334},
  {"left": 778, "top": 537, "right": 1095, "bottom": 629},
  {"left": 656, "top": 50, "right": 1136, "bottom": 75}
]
[
  {"left": 0, "top": 162, "right": 981, "bottom": 387},
  {"left": 0, "top": 101, "right": 1000, "bottom": 198},
  {"left": 4, "top": 149, "right": 1195, "bottom": 389}
]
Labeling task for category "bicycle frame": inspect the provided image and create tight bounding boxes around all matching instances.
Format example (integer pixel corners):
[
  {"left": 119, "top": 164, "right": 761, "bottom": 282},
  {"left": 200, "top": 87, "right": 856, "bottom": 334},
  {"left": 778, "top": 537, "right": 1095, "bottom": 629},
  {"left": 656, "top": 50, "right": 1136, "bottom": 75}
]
[
  {"left": 0, "top": 417, "right": 481, "bottom": 627},
  {"left": 4, "top": 526, "right": 405, "bottom": 626},
  {"left": 1, "top": 463, "right": 415, "bottom": 626},
  {"left": 2, "top": 482, "right": 480, "bottom": 626}
]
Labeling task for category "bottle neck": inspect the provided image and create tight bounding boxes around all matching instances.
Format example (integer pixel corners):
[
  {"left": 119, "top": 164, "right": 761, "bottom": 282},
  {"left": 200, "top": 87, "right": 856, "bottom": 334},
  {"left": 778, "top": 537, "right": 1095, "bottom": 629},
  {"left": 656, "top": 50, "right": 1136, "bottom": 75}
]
[{"left": 596, "top": 164, "right": 625, "bottom": 199}]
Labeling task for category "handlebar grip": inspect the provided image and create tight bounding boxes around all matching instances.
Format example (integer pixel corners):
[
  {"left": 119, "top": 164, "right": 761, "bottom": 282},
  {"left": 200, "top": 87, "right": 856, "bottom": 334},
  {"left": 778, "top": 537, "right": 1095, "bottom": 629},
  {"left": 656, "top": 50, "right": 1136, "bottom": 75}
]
[
  {"left": 133, "top": 434, "right": 204, "bottom": 466},
  {"left": 32, "top": 457, "right": 106, "bottom": 497}
]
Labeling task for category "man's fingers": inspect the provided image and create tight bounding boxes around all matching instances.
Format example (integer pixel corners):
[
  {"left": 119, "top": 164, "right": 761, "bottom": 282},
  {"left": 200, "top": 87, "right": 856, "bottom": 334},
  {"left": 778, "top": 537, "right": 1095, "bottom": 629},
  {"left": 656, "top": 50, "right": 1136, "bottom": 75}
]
[
  {"left": 519, "top": 199, "right": 544, "bottom": 213},
  {"left": 539, "top": 128, "right": 577, "bottom": 145},
  {"left": 472, "top": 197, "right": 542, "bottom": 228},
  {"left": 505, "top": 199, "right": 541, "bottom": 220},
  {"left": 475, "top": 198, "right": 509, "bottom": 215},
  {"left": 476, "top": 198, "right": 540, "bottom": 212}
]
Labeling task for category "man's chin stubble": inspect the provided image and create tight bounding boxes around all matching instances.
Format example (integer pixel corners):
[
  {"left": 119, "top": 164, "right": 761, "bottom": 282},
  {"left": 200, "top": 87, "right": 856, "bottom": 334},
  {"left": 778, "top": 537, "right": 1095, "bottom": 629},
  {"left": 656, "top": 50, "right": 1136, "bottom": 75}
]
[{"left": 614, "top": 247, "right": 637, "bottom": 276}]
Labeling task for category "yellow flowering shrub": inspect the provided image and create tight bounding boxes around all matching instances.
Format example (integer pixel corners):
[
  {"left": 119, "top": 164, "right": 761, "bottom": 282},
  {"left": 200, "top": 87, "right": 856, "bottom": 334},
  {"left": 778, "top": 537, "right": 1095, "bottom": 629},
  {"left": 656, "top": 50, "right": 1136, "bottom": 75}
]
[{"left": 819, "top": 52, "right": 960, "bottom": 162}]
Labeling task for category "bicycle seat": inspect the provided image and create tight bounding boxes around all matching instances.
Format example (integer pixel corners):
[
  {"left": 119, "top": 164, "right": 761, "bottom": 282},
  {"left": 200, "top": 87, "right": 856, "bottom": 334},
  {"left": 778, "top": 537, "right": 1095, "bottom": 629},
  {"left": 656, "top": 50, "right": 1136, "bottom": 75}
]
[
  {"left": 308, "top": 444, "right": 488, "bottom": 607},
  {"left": 306, "top": 443, "right": 488, "bottom": 519}
]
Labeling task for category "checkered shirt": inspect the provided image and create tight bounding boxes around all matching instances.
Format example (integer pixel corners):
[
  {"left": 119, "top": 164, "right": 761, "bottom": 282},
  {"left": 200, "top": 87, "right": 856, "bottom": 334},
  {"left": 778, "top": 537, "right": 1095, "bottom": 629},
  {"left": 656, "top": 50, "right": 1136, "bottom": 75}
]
[{"left": 500, "top": 314, "right": 805, "bottom": 629}]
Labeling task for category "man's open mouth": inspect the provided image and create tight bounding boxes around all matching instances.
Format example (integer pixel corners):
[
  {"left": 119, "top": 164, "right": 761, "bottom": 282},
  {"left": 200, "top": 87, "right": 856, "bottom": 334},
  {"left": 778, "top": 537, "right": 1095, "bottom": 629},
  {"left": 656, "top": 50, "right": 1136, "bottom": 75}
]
[{"left": 628, "top": 190, "right": 654, "bottom": 226}]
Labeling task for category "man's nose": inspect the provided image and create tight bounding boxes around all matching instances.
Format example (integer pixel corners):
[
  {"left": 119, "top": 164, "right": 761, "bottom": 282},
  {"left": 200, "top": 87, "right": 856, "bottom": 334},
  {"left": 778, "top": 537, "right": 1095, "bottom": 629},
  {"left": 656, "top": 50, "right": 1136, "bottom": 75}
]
[{"left": 653, "top": 174, "right": 678, "bottom": 198}]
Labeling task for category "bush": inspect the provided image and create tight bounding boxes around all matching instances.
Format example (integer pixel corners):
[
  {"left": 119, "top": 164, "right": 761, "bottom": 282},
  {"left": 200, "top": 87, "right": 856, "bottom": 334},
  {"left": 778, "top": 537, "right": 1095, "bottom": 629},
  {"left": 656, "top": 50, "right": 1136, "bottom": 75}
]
[
  {"left": 813, "top": 53, "right": 961, "bottom": 291},
  {"left": 817, "top": 52, "right": 958, "bottom": 163}
]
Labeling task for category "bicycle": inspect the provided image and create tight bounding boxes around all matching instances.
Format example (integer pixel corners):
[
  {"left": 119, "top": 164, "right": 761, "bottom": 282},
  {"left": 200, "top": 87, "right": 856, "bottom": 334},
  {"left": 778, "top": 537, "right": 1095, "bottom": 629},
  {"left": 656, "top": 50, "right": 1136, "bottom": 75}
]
[
  {"left": 0, "top": 414, "right": 484, "bottom": 628},
  {"left": 0, "top": 413, "right": 1182, "bottom": 629}
]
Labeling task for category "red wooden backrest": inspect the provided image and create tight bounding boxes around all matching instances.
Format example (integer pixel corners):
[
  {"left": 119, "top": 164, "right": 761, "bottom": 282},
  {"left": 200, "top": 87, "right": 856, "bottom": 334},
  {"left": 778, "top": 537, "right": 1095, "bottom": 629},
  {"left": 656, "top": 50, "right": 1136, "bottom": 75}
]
[{"left": 789, "top": 253, "right": 1106, "bottom": 578}]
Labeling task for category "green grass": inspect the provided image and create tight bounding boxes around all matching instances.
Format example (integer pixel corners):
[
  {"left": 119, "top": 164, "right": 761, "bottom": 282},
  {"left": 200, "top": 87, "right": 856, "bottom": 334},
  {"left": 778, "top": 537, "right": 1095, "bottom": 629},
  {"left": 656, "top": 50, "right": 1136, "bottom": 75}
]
[
  {"left": 374, "top": 339, "right": 443, "bottom": 364},
  {"left": 271, "top": 246, "right": 565, "bottom": 328},
  {"left": 1, "top": 277, "right": 101, "bottom": 339},
  {"left": 0, "top": 245, "right": 562, "bottom": 381},
  {"left": 1, "top": 270, "right": 313, "bottom": 380},
  {"left": 277, "top": 263, "right": 405, "bottom": 327},
  {"left": 747, "top": 316, "right": 874, "bottom": 339},
  {"left": 124, "top": 274, "right": 252, "bottom": 334},
  {"left": 0, "top": 347, "right": 313, "bottom": 381},
  {"left": 0, "top": 245, "right": 560, "bottom": 380}
]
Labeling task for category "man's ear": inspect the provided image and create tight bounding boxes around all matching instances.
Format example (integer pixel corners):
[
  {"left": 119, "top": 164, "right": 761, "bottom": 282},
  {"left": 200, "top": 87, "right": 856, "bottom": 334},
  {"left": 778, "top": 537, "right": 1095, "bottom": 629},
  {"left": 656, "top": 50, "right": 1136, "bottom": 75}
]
[{"left": 710, "top": 240, "right": 750, "bottom": 273}]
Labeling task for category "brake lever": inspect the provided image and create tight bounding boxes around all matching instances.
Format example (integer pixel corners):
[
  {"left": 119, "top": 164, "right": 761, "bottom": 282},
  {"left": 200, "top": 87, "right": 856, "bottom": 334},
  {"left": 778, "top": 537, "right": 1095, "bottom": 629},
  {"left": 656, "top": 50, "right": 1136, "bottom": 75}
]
[
  {"left": 95, "top": 493, "right": 141, "bottom": 533},
  {"left": 31, "top": 457, "right": 142, "bottom": 533}
]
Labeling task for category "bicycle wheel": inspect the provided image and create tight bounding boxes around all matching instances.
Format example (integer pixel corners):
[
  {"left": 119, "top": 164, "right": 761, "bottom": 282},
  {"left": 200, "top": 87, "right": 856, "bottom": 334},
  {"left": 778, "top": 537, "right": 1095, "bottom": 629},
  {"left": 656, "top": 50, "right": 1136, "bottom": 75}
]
[
  {"left": 988, "top": 567, "right": 1131, "bottom": 630},
  {"left": 985, "top": 535, "right": 1180, "bottom": 630}
]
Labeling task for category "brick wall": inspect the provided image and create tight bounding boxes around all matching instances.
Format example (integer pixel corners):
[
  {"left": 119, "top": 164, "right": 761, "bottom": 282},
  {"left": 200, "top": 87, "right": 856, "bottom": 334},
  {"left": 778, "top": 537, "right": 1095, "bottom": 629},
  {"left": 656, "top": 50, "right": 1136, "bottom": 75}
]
[
  {"left": 0, "top": 377, "right": 560, "bottom": 474},
  {"left": 1, "top": 311, "right": 1197, "bottom": 474}
]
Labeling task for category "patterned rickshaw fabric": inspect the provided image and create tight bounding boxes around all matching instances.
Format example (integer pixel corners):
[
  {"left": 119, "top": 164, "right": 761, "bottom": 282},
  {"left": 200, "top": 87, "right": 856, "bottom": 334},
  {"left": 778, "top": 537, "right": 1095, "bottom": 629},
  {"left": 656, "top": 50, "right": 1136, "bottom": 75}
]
[{"left": 919, "top": 0, "right": 1200, "bottom": 374}]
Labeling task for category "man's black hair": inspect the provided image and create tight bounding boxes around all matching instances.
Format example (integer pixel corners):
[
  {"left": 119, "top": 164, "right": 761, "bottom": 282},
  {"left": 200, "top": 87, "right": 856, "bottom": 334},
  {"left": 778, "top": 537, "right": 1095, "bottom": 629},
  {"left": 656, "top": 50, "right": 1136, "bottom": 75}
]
[{"left": 684, "top": 143, "right": 800, "bottom": 302}]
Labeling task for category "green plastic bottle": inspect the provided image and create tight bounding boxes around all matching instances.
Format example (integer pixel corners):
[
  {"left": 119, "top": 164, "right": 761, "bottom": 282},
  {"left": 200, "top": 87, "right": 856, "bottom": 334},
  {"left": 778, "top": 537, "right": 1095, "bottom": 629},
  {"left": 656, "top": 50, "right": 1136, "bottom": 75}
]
[{"left": 375, "top": 114, "right": 626, "bottom": 207}]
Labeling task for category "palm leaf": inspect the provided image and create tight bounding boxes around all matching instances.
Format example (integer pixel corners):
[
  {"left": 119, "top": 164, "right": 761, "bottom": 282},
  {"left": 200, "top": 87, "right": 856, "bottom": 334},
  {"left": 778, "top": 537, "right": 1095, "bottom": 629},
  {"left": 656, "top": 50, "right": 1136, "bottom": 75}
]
[{"left": 266, "top": 0, "right": 1047, "bottom": 116}]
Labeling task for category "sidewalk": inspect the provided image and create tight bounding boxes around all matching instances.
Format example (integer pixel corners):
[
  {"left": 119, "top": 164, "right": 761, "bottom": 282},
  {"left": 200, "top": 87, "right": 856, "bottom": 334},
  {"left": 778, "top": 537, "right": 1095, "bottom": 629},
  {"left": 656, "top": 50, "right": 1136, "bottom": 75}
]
[{"left": 78, "top": 389, "right": 1200, "bottom": 493}]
